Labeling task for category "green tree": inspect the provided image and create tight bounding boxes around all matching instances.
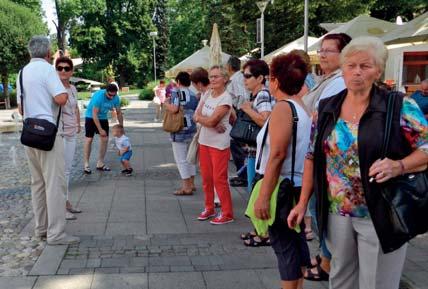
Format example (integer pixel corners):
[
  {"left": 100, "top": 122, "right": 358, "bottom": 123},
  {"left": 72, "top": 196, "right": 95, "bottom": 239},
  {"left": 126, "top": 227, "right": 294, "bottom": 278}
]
[
  {"left": 70, "top": 0, "right": 155, "bottom": 86},
  {"left": 153, "top": 0, "right": 169, "bottom": 78},
  {"left": 53, "top": 0, "right": 81, "bottom": 53},
  {"left": 370, "top": 0, "right": 427, "bottom": 22},
  {"left": 0, "top": 0, "right": 46, "bottom": 108}
]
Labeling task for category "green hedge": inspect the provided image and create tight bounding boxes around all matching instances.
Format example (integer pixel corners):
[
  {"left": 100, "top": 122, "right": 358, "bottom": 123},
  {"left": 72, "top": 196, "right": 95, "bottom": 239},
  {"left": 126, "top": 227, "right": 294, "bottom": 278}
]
[
  {"left": 138, "top": 81, "right": 158, "bottom": 101},
  {"left": 120, "top": 97, "right": 129, "bottom": 107}
]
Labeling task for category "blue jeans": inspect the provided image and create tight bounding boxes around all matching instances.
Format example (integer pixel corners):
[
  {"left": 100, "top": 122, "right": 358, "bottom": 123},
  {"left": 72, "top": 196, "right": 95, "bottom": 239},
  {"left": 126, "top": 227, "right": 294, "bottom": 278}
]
[
  {"left": 246, "top": 156, "right": 256, "bottom": 193},
  {"left": 309, "top": 194, "right": 332, "bottom": 259}
]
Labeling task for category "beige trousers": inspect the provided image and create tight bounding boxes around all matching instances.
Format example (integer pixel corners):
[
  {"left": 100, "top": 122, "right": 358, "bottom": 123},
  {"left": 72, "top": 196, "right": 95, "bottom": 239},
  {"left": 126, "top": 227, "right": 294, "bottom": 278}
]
[
  {"left": 25, "top": 135, "right": 67, "bottom": 242},
  {"left": 326, "top": 214, "right": 407, "bottom": 289}
]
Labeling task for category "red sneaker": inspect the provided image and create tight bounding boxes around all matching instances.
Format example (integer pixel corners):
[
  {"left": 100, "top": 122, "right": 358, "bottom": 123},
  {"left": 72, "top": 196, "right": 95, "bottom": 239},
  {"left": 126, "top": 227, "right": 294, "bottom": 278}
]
[
  {"left": 197, "top": 210, "right": 216, "bottom": 221},
  {"left": 210, "top": 215, "right": 234, "bottom": 225}
]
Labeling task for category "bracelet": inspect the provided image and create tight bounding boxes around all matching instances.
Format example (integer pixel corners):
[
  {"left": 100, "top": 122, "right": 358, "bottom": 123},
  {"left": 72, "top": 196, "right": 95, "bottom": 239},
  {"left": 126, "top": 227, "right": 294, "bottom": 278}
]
[{"left": 398, "top": 159, "right": 405, "bottom": 175}]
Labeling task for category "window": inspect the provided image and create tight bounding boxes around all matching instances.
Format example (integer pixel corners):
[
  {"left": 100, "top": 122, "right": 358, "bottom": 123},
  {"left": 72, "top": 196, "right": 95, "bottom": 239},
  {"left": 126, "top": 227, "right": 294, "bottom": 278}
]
[{"left": 402, "top": 51, "right": 428, "bottom": 84}]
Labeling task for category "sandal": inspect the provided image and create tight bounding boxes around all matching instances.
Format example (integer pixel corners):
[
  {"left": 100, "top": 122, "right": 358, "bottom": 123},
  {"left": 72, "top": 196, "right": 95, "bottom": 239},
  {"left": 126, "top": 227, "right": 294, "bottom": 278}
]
[
  {"left": 173, "top": 189, "right": 193, "bottom": 196},
  {"left": 96, "top": 165, "right": 111, "bottom": 171},
  {"left": 240, "top": 231, "right": 257, "bottom": 240},
  {"left": 243, "top": 235, "right": 271, "bottom": 247},
  {"left": 83, "top": 167, "right": 91, "bottom": 174},
  {"left": 305, "top": 228, "right": 315, "bottom": 241},
  {"left": 67, "top": 207, "right": 82, "bottom": 214},
  {"left": 304, "top": 264, "right": 329, "bottom": 281}
]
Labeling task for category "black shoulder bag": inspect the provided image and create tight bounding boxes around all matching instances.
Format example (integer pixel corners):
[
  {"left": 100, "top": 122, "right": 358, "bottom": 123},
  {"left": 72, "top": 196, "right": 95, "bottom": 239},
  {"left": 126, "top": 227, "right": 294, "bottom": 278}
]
[
  {"left": 230, "top": 89, "right": 272, "bottom": 146},
  {"left": 379, "top": 92, "right": 428, "bottom": 239},
  {"left": 20, "top": 69, "right": 61, "bottom": 151},
  {"left": 252, "top": 100, "right": 299, "bottom": 221}
]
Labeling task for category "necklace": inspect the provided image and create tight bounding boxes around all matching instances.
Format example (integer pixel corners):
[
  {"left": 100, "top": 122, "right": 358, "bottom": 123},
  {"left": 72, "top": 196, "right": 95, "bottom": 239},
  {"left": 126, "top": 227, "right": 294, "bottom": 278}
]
[{"left": 351, "top": 106, "right": 367, "bottom": 122}]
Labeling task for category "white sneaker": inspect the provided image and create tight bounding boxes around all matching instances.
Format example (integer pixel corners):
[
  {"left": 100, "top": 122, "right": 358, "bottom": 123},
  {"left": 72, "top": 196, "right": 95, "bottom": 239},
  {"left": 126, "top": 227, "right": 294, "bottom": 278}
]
[
  {"left": 48, "top": 235, "right": 80, "bottom": 245},
  {"left": 65, "top": 212, "right": 77, "bottom": 220}
]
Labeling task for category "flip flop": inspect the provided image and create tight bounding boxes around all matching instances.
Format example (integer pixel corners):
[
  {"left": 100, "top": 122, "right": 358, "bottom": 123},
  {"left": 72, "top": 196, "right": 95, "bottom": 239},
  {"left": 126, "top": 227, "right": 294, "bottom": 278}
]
[
  {"left": 96, "top": 165, "right": 111, "bottom": 171},
  {"left": 83, "top": 167, "right": 91, "bottom": 174},
  {"left": 243, "top": 235, "right": 271, "bottom": 247},
  {"left": 240, "top": 231, "right": 257, "bottom": 240}
]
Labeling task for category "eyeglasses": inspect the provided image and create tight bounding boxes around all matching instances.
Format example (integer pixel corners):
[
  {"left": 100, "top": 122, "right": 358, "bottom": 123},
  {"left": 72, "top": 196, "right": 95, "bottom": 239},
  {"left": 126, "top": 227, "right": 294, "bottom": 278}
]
[
  {"left": 316, "top": 49, "right": 340, "bottom": 55},
  {"left": 243, "top": 73, "right": 254, "bottom": 79},
  {"left": 209, "top": 75, "right": 223, "bottom": 80},
  {"left": 56, "top": 66, "right": 72, "bottom": 72}
]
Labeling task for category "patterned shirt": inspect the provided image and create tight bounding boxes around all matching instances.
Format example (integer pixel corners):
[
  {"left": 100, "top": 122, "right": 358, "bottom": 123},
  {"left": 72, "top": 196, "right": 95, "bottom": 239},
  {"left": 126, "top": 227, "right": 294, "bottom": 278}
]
[
  {"left": 307, "top": 97, "right": 428, "bottom": 218},
  {"left": 170, "top": 88, "right": 199, "bottom": 142}
]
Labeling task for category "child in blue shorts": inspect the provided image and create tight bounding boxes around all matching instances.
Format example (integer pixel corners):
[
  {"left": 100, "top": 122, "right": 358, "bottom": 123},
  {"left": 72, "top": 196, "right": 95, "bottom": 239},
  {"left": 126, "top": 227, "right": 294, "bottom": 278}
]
[{"left": 112, "top": 124, "right": 133, "bottom": 176}]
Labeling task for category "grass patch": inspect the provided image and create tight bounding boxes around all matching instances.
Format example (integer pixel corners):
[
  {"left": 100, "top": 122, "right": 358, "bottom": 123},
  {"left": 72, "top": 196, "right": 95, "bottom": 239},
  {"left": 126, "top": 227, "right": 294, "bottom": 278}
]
[{"left": 77, "top": 89, "right": 142, "bottom": 100}]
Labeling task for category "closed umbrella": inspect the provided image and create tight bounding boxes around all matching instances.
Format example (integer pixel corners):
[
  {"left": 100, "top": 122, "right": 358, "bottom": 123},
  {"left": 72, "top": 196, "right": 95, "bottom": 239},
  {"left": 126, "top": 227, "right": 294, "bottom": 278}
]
[{"left": 209, "top": 23, "right": 223, "bottom": 67}]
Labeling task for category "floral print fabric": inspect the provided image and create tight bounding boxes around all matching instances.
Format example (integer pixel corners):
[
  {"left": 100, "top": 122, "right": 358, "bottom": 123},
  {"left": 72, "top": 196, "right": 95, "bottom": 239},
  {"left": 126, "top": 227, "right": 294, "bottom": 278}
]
[{"left": 307, "top": 97, "right": 428, "bottom": 218}]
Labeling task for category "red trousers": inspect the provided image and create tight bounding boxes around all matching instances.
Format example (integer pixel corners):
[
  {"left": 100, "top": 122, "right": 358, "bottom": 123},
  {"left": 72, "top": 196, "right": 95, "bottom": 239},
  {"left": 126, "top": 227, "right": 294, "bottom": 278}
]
[{"left": 199, "top": 144, "right": 233, "bottom": 218}]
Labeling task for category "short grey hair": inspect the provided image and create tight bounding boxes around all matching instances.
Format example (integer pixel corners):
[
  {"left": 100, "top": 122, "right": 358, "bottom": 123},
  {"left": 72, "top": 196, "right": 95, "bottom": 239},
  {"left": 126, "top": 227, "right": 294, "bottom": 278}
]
[
  {"left": 340, "top": 36, "right": 388, "bottom": 73},
  {"left": 209, "top": 65, "right": 229, "bottom": 79},
  {"left": 28, "top": 36, "right": 51, "bottom": 59}
]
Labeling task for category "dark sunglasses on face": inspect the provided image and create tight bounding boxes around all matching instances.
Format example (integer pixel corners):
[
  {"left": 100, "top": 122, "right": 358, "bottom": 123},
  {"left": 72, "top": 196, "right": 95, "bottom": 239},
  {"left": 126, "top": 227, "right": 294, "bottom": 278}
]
[
  {"left": 56, "top": 66, "right": 72, "bottom": 72},
  {"left": 243, "top": 73, "right": 254, "bottom": 79}
]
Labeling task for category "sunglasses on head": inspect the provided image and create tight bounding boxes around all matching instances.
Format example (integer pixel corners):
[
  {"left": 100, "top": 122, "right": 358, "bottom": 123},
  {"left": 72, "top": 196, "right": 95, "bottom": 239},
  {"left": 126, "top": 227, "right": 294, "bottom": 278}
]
[
  {"left": 243, "top": 73, "right": 254, "bottom": 79},
  {"left": 56, "top": 66, "right": 72, "bottom": 72}
]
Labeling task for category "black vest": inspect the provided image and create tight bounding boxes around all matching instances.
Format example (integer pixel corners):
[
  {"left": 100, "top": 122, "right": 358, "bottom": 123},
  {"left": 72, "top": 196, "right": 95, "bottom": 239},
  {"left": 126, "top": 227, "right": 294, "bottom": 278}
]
[{"left": 314, "top": 85, "right": 412, "bottom": 253}]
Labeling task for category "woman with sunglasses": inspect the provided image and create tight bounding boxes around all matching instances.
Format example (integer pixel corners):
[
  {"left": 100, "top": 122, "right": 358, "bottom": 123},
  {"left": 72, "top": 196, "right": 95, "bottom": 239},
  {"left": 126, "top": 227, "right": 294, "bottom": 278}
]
[
  {"left": 55, "top": 56, "right": 82, "bottom": 220},
  {"left": 239, "top": 59, "right": 274, "bottom": 247}
]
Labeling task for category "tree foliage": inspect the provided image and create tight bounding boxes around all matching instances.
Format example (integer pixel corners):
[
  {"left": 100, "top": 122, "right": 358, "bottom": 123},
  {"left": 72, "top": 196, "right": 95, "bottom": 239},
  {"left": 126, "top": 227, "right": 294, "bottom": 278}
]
[
  {"left": 0, "top": 0, "right": 46, "bottom": 108},
  {"left": 153, "top": 0, "right": 169, "bottom": 78},
  {"left": 69, "top": 0, "right": 155, "bottom": 86}
]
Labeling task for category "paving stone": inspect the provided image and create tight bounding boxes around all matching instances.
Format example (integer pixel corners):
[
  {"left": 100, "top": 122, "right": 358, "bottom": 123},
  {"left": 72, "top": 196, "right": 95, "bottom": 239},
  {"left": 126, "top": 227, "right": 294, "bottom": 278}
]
[
  {"left": 204, "top": 270, "right": 264, "bottom": 289},
  {"left": 101, "top": 257, "right": 130, "bottom": 268},
  {"left": 92, "top": 273, "right": 148, "bottom": 289},
  {"left": 120, "top": 267, "right": 146, "bottom": 273},
  {"left": 94, "top": 267, "right": 120, "bottom": 274},
  {"left": 68, "top": 268, "right": 94, "bottom": 275},
  {"left": 149, "top": 272, "right": 205, "bottom": 289},
  {"left": 29, "top": 245, "right": 67, "bottom": 276},
  {"left": 33, "top": 275, "right": 92, "bottom": 289},
  {"left": 86, "top": 258, "right": 101, "bottom": 268},
  {"left": 147, "top": 266, "right": 170, "bottom": 273},
  {"left": 193, "top": 265, "right": 221, "bottom": 271},
  {"left": 150, "top": 256, "right": 191, "bottom": 266},
  {"left": 130, "top": 257, "right": 149, "bottom": 267},
  {"left": 58, "top": 259, "right": 87, "bottom": 271},
  {"left": 0, "top": 277, "right": 37, "bottom": 289},
  {"left": 170, "top": 265, "right": 195, "bottom": 272}
]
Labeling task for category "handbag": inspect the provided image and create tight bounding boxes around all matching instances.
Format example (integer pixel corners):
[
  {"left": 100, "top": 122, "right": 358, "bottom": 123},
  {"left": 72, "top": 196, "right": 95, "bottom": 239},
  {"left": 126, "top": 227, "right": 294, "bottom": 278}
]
[
  {"left": 186, "top": 124, "right": 201, "bottom": 165},
  {"left": 162, "top": 105, "right": 184, "bottom": 133},
  {"left": 247, "top": 100, "right": 299, "bottom": 224},
  {"left": 19, "top": 68, "right": 61, "bottom": 151},
  {"left": 230, "top": 89, "right": 272, "bottom": 146},
  {"left": 379, "top": 92, "right": 428, "bottom": 239}
]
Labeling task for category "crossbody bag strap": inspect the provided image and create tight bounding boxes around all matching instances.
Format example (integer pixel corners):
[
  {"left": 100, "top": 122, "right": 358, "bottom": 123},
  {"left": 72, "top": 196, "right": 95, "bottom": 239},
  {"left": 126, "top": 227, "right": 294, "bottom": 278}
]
[
  {"left": 287, "top": 100, "right": 299, "bottom": 185},
  {"left": 19, "top": 69, "right": 24, "bottom": 118},
  {"left": 255, "top": 118, "right": 269, "bottom": 171},
  {"left": 381, "top": 92, "right": 397, "bottom": 158}
]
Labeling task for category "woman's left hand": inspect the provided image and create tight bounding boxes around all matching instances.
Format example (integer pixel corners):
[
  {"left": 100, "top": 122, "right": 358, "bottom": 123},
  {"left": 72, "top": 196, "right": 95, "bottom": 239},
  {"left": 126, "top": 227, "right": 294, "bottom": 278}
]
[
  {"left": 254, "top": 196, "right": 270, "bottom": 220},
  {"left": 240, "top": 101, "right": 252, "bottom": 113},
  {"left": 368, "top": 158, "right": 402, "bottom": 183}
]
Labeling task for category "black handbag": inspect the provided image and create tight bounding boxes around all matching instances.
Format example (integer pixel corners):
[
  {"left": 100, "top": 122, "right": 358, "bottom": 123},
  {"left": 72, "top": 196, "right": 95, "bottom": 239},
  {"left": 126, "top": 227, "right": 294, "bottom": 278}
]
[
  {"left": 379, "top": 92, "right": 428, "bottom": 238},
  {"left": 19, "top": 68, "right": 61, "bottom": 151},
  {"left": 230, "top": 89, "right": 272, "bottom": 146},
  {"left": 252, "top": 100, "right": 299, "bottom": 221}
]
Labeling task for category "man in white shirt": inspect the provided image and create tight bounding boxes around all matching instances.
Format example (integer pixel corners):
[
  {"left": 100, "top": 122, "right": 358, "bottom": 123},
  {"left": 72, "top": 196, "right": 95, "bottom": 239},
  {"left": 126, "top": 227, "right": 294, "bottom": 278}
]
[
  {"left": 17, "top": 36, "right": 80, "bottom": 245},
  {"left": 226, "top": 56, "right": 249, "bottom": 187}
]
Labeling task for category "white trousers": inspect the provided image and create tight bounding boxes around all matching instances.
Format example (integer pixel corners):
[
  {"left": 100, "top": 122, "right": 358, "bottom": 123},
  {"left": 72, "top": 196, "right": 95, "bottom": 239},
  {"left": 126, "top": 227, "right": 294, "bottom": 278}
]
[
  {"left": 172, "top": 141, "right": 196, "bottom": 179},
  {"left": 63, "top": 136, "right": 77, "bottom": 201},
  {"left": 326, "top": 214, "right": 407, "bottom": 289},
  {"left": 25, "top": 135, "right": 67, "bottom": 242}
]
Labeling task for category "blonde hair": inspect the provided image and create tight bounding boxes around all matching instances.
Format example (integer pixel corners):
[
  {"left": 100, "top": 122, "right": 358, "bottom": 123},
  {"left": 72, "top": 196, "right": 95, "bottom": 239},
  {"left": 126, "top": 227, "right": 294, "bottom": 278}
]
[
  {"left": 209, "top": 65, "right": 229, "bottom": 79},
  {"left": 112, "top": 124, "right": 124, "bottom": 134},
  {"left": 341, "top": 36, "right": 388, "bottom": 73}
]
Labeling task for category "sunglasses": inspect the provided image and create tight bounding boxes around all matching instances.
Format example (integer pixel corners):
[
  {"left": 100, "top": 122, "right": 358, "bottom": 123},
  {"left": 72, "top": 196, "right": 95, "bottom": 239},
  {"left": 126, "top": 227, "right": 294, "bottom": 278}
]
[
  {"left": 56, "top": 66, "right": 72, "bottom": 72},
  {"left": 243, "top": 73, "right": 254, "bottom": 79}
]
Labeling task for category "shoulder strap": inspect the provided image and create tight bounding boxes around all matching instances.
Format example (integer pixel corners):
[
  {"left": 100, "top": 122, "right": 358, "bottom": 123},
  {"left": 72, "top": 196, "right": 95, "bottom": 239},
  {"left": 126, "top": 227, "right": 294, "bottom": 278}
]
[
  {"left": 255, "top": 100, "right": 299, "bottom": 182},
  {"left": 287, "top": 101, "right": 299, "bottom": 184},
  {"left": 19, "top": 69, "right": 24, "bottom": 117},
  {"left": 381, "top": 91, "right": 397, "bottom": 158}
]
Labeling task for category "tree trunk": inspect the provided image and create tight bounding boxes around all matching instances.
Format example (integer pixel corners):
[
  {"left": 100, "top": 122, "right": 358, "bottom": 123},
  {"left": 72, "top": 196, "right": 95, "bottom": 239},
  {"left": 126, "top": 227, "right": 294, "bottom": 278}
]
[
  {"left": 1, "top": 72, "right": 10, "bottom": 109},
  {"left": 55, "top": 0, "right": 66, "bottom": 53}
]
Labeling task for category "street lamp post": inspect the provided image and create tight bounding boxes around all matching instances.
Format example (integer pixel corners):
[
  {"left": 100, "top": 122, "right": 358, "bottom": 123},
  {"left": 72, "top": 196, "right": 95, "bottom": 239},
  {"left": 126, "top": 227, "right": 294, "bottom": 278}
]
[
  {"left": 149, "top": 31, "right": 158, "bottom": 82},
  {"left": 256, "top": 0, "right": 273, "bottom": 58}
]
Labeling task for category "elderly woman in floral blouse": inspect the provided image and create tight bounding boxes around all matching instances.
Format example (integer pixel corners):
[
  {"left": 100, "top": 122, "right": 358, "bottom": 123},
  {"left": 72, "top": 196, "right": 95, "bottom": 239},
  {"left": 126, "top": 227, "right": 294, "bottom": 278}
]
[{"left": 288, "top": 36, "right": 428, "bottom": 289}]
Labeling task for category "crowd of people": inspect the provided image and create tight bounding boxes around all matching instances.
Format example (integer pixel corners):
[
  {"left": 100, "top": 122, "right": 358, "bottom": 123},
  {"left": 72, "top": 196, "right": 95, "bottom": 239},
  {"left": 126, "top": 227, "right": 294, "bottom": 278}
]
[{"left": 17, "top": 34, "right": 427, "bottom": 289}]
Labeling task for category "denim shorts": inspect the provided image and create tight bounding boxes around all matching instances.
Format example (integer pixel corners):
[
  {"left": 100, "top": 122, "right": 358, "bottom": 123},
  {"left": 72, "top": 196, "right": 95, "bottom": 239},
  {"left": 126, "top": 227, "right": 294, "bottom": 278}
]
[{"left": 120, "top": 150, "right": 132, "bottom": 161}]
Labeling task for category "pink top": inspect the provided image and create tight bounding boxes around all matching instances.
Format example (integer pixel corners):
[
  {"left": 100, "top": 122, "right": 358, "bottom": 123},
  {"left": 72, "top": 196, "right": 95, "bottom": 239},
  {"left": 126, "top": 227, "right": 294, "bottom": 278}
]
[{"left": 154, "top": 85, "right": 166, "bottom": 103}]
